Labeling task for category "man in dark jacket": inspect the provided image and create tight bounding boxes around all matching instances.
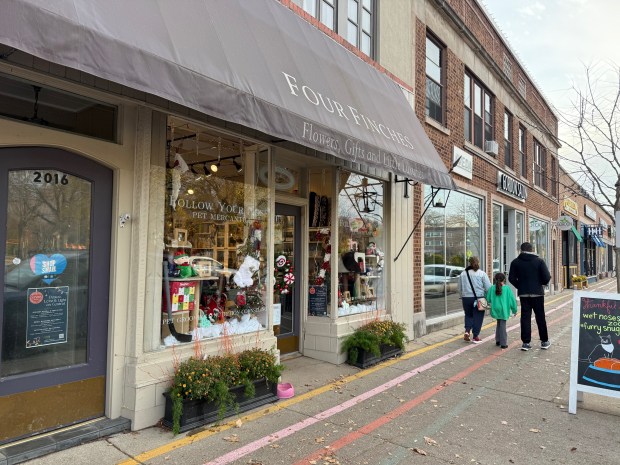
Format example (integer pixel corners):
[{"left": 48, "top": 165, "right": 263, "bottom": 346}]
[{"left": 508, "top": 242, "right": 551, "bottom": 351}]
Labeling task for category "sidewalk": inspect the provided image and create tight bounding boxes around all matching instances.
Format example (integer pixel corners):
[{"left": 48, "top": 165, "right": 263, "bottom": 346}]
[{"left": 7, "top": 278, "right": 620, "bottom": 465}]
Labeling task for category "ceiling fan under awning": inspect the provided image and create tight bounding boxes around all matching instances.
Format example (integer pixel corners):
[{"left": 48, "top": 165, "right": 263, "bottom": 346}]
[
  {"left": 23, "top": 85, "right": 48, "bottom": 126},
  {"left": 0, "top": 84, "right": 49, "bottom": 126}
]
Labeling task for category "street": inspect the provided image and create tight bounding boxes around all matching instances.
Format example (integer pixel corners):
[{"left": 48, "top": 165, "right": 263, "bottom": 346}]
[{"left": 26, "top": 279, "right": 620, "bottom": 465}]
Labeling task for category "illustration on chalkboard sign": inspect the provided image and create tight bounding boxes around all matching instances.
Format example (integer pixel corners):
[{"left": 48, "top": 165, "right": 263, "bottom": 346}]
[
  {"left": 581, "top": 336, "right": 620, "bottom": 389},
  {"left": 582, "top": 358, "right": 620, "bottom": 390},
  {"left": 587, "top": 335, "right": 615, "bottom": 362}
]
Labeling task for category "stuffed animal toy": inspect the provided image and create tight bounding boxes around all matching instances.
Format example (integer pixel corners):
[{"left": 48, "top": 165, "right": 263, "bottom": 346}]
[
  {"left": 233, "top": 255, "right": 260, "bottom": 288},
  {"left": 173, "top": 250, "right": 196, "bottom": 278}
]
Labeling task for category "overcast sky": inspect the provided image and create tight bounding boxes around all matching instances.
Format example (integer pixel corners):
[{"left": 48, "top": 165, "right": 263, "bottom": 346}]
[
  {"left": 480, "top": 0, "right": 620, "bottom": 114},
  {"left": 480, "top": 0, "right": 620, "bottom": 192}
]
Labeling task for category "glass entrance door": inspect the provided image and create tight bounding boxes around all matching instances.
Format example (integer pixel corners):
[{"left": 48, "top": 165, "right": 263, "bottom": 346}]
[
  {"left": 273, "top": 204, "right": 301, "bottom": 354},
  {"left": 0, "top": 147, "right": 112, "bottom": 443}
]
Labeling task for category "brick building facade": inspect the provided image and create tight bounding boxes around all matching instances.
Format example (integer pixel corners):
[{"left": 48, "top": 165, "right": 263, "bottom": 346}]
[
  {"left": 413, "top": 0, "right": 561, "bottom": 330},
  {"left": 559, "top": 166, "right": 615, "bottom": 287}
]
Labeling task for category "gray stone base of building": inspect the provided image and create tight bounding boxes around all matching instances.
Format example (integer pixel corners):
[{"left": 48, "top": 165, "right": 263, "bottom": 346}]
[{"left": 0, "top": 417, "right": 131, "bottom": 465}]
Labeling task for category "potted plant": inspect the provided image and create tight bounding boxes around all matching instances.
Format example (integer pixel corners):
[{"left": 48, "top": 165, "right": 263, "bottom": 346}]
[
  {"left": 341, "top": 319, "right": 407, "bottom": 368},
  {"left": 164, "top": 348, "right": 283, "bottom": 434},
  {"left": 572, "top": 274, "right": 588, "bottom": 289}
]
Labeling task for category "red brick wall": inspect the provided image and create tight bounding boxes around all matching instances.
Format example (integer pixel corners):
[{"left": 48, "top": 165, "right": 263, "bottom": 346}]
[
  {"left": 446, "top": 0, "right": 558, "bottom": 138},
  {"left": 416, "top": 14, "right": 560, "bottom": 283}
]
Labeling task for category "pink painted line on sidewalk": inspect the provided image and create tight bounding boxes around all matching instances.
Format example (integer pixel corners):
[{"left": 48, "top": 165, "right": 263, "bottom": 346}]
[
  {"left": 205, "top": 295, "right": 575, "bottom": 465},
  {"left": 294, "top": 310, "right": 576, "bottom": 465}
]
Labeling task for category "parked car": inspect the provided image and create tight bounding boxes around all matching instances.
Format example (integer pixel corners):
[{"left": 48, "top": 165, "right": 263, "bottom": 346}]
[{"left": 424, "top": 264, "right": 465, "bottom": 297}]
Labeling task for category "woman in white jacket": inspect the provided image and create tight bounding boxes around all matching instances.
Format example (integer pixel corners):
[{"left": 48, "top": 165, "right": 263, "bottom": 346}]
[{"left": 458, "top": 256, "right": 492, "bottom": 343}]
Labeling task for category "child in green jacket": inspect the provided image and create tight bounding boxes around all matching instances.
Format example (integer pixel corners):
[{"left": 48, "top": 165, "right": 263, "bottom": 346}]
[{"left": 486, "top": 272, "right": 517, "bottom": 349}]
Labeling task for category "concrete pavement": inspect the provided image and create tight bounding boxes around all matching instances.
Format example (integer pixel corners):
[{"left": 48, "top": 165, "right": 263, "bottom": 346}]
[{"left": 12, "top": 278, "right": 620, "bottom": 465}]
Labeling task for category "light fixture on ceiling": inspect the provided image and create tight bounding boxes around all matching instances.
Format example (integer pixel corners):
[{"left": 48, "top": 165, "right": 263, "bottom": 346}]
[
  {"left": 209, "top": 137, "right": 221, "bottom": 173},
  {"left": 190, "top": 133, "right": 201, "bottom": 174},
  {"left": 234, "top": 138, "right": 244, "bottom": 173}
]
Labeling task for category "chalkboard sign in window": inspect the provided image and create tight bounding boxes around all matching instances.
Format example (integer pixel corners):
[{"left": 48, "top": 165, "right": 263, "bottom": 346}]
[
  {"left": 308, "top": 285, "right": 328, "bottom": 316},
  {"left": 569, "top": 291, "right": 620, "bottom": 413}
]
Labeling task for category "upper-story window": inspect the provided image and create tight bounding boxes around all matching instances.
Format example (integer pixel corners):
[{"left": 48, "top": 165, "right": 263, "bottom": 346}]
[
  {"left": 551, "top": 157, "right": 557, "bottom": 197},
  {"left": 502, "top": 53, "right": 512, "bottom": 79},
  {"left": 504, "top": 111, "right": 513, "bottom": 169},
  {"left": 519, "top": 125, "right": 527, "bottom": 177},
  {"left": 303, "top": 0, "right": 375, "bottom": 58},
  {"left": 347, "top": 0, "right": 373, "bottom": 56},
  {"left": 303, "top": 0, "right": 335, "bottom": 30},
  {"left": 533, "top": 138, "right": 547, "bottom": 190},
  {"left": 518, "top": 75, "right": 527, "bottom": 99},
  {"left": 464, "top": 72, "right": 494, "bottom": 149},
  {"left": 425, "top": 33, "right": 444, "bottom": 124}
]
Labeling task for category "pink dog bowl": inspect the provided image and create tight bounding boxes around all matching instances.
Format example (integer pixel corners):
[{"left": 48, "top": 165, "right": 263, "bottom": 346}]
[{"left": 277, "top": 382, "right": 294, "bottom": 399}]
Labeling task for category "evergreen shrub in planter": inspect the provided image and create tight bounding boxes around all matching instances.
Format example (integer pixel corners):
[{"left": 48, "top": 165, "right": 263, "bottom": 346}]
[{"left": 342, "top": 320, "right": 407, "bottom": 368}]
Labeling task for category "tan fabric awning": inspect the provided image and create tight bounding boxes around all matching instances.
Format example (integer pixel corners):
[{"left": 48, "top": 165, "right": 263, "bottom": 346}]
[{"left": 0, "top": 0, "right": 455, "bottom": 189}]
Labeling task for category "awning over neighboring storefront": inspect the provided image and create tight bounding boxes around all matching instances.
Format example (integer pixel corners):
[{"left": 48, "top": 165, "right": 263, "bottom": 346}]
[
  {"left": 0, "top": 0, "right": 455, "bottom": 189},
  {"left": 571, "top": 226, "right": 583, "bottom": 242},
  {"left": 592, "top": 235, "right": 606, "bottom": 248}
]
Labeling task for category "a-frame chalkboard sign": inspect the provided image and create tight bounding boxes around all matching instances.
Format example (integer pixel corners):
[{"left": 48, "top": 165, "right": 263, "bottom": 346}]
[{"left": 569, "top": 291, "right": 620, "bottom": 413}]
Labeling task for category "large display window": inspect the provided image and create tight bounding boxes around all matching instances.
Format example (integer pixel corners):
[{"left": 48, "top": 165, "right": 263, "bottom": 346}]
[
  {"left": 337, "top": 172, "right": 385, "bottom": 316},
  {"left": 307, "top": 168, "right": 333, "bottom": 318},
  {"left": 160, "top": 118, "right": 269, "bottom": 345},
  {"left": 529, "top": 216, "right": 549, "bottom": 265},
  {"left": 424, "top": 188, "right": 483, "bottom": 319}
]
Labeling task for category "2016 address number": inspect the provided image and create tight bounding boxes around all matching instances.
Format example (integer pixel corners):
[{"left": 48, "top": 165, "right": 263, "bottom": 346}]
[{"left": 33, "top": 171, "right": 69, "bottom": 185}]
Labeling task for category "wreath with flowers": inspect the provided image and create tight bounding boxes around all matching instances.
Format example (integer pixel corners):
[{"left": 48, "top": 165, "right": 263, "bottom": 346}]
[
  {"left": 313, "top": 228, "right": 331, "bottom": 286},
  {"left": 274, "top": 254, "right": 295, "bottom": 294}
]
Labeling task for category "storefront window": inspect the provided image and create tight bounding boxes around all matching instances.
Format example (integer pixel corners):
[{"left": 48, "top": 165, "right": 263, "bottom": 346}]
[
  {"left": 160, "top": 119, "right": 269, "bottom": 345},
  {"left": 492, "top": 204, "right": 502, "bottom": 274},
  {"left": 337, "top": 172, "right": 385, "bottom": 316},
  {"left": 308, "top": 168, "right": 333, "bottom": 317},
  {"left": 424, "top": 187, "right": 483, "bottom": 319},
  {"left": 529, "top": 217, "right": 549, "bottom": 265},
  {"left": 516, "top": 211, "right": 524, "bottom": 254}
]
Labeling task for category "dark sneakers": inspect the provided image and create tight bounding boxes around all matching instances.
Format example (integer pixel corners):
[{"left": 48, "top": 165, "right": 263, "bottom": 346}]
[
  {"left": 521, "top": 343, "right": 531, "bottom": 351},
  {"left": 541, "top": 341, "right": 551, "bottom": 350}
]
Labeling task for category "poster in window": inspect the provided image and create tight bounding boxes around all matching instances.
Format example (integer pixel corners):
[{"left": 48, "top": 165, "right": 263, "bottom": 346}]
[{"left": 26, "top": 286, "right": 69, "bottom": 348}]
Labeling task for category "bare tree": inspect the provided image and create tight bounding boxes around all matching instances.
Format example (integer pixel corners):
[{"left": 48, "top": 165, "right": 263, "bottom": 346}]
[{"left": 559, "top": 62, "right": 620, "bottom": 288}]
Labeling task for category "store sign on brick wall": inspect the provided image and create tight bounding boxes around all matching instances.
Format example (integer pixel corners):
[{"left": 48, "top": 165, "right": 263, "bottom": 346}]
[
  {"left": 497, "top": 171, "right": 527, "bottom": 201},
  {"left": 452, "top": 146, "right": 473, "bottom": 180},
  {"left": 584, "top": 205, "right": 596, "bottom": 220},
  {"left": 563, "top": 198, "right": 578, "bottom": 216}
]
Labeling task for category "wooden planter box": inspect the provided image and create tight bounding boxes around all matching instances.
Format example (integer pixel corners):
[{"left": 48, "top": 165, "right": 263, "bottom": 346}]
[
  {"left": 163, "top": 378, "right": 278, "bottom": 433},
  {"left": 573, "top": 282, "right": 583, "bottom": 290},
  {"left": 349, "top": 344, "right": 403, "bottom": 369}
]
